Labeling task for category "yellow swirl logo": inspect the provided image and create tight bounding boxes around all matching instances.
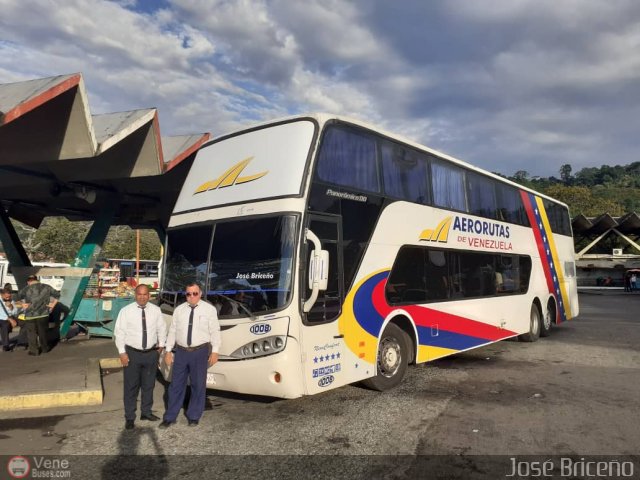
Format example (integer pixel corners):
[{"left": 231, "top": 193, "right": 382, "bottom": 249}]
[
  {"left": 194, "top": 157, "right": 268, "bottom": 194},
  {"left": 419, "top": 216, "right": 452, "bottom": 243}
]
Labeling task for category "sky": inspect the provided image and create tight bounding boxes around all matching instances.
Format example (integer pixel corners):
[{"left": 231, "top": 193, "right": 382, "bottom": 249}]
[{"left": 1, "top": 0, "right": 639, "bottom": 178}]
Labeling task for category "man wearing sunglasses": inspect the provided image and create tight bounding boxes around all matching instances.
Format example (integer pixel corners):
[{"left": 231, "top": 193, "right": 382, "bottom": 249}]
[{"left": 160, "top": 282, "right": 221, "bottom": 428}]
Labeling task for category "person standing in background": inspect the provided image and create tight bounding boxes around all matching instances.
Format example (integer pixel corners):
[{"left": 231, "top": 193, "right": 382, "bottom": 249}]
[{"left": 17, "top": 275, "right": 59, "bottom": 356}]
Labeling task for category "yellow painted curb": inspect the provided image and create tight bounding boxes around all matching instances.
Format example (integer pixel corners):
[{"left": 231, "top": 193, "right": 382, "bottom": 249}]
[
  {"left": 0, "top": 357, "right": 108, "bottom": 411},
  {"left": 0, "top": 390, "right": 103, "bottom": 410},
  {"left": 99, "top": 358, "right": 123, "bottom": 369}
]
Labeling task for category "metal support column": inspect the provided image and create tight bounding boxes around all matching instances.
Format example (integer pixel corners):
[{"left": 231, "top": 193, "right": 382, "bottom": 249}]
[
  {"left": 59, "top": 200, "right": 118, "bottom": 336},
  {"left": 0, "top": 207, "right": 32, "bottom": 289}
]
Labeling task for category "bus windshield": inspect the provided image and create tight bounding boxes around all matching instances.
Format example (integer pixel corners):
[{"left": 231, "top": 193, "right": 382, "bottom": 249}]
[{"left": 162, "top": 215, "right": 298, "bottom": 317}]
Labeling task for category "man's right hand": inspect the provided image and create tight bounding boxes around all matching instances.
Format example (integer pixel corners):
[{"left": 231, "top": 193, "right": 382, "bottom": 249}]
[
  {"left": 165, "top": 351, "right": 173, "bottom": 366},
  {"left": 119, "top": 353, "right": 129, "bottom": 367}
]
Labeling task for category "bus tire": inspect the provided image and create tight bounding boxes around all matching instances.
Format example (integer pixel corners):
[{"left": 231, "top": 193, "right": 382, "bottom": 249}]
[
  {"left": 540, "top": 299, "right": 554, "bottom": 337},
  {"left": 362, "top": 323, "right": 409, "bottom": 391},
  {"left": 519, "top": 303, "right": 541, "bottom": 342}
]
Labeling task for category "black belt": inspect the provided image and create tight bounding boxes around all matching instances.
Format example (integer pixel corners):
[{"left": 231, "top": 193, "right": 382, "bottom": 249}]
[
  {"left": 125, "top": 344, "right": 158, "bottom": 353},
  {"left": 175, "top": 343, "right": 209, "bottom": 352}
]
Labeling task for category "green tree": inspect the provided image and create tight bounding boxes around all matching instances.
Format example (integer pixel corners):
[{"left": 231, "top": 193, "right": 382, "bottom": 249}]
[
  {"left": 102, "top": 227, "right": 162, "bottom": 260},
  {"left": 30, "top": 218, "right": 90, "bottom": 263},
  {"left": 513, "top": 170, "right": 529, "bottom": 182},
  {"left": 542, "top": 185, "right": 624, "bottom": 216},
  {"left": 1, "top": 219, "right": 161, "bottom": 263},
  {"left": 559, "top": 164, "right": 572, "bottom": 184}
]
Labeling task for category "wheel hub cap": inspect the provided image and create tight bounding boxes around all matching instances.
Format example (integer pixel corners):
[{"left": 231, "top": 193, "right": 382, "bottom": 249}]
[{"left": 380, "top": 340, "right": 401, "bottom": 377}]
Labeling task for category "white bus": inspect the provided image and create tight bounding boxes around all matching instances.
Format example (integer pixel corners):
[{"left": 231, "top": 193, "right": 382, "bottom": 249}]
[
  {"left": 159, "top": 114, "right": 579, "bottom": 398},
  {"left": 0, "top": 260, "right": 69, "bottom": 291}
]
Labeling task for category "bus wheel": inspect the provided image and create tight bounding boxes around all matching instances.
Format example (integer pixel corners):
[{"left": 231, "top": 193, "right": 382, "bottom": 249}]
[
  {"left": 519, "top": 303, "right": 541, "bottom": 342},
  {"left": 362, "top": 323, "right": 409, "bottom": 391},
  {"left": 540, "top": 300, "right": 554, "bottom": 337}
]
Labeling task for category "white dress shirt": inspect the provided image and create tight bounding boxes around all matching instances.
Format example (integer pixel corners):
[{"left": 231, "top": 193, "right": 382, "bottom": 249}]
[
  {"left": 165, "top": 300, "right": 221, "bottom": 353},
  {"left": 114, "top": 301, "right": 167, "bottom": 354},
  {"left": 0, "top": 299, "right": 18, "bottom": 320}
]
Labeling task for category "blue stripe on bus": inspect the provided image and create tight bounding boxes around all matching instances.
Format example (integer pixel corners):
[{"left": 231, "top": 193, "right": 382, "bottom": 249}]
[
  {"left": 352, "top": 271, "right": 388, "bottom": 337},
  {"left": 525, "top": 193, "right": 568, "bottom": 322},
  {"left": 416, "top": 325, "right": 491, "bottom": 351}
]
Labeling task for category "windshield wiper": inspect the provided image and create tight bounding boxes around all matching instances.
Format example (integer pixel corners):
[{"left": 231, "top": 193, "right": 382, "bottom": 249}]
[{"left": 214, "top": 293, "right": 256, "bottom": 320}]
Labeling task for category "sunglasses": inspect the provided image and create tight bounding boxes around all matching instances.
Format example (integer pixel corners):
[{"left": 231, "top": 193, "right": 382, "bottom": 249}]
[{"left": 185, "top": 292, "right": 200, "bottom": 297}]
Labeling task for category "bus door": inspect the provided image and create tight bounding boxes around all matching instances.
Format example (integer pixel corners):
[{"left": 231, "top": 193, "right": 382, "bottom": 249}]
[{"left": 300, "top": 214, "right": 346, "bottom": 394}]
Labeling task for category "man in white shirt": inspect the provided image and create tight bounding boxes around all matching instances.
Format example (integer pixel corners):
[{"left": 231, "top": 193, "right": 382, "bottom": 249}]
[
  {"left": 114, "top": 284, "right": 167, "bottom": 430},
  {"left": 159, "top": 282, "right": 221, "bottom": 428},
  {"left": 0, "top": 288, "right": 18, "bottom": 351}
]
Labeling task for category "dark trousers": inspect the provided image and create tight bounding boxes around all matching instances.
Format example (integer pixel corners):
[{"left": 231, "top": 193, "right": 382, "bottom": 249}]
[
  {"left": 0, "top": 320, "right": 11, "bottom": 349},
  {"left": 25, "top": 317, "right": 49, "bottom": 354},
  {"left": 163, "top": 347, "right": 209, "bottom": 422},
  {"left": 15, "top": 320, "right": 27, "bottom": 346},
  {"left": 123, "top": 346, "right": 159, "bottom": 421}
]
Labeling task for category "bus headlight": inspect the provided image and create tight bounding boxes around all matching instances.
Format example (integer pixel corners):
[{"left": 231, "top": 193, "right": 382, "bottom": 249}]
[{"left": 231, "top": 335, "right": 287, "bottom": 359}]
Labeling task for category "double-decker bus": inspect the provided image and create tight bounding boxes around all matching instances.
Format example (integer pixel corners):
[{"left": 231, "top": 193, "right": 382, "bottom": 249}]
[{"left": 159, "top": 114, "right": 579, "bottom": 398}]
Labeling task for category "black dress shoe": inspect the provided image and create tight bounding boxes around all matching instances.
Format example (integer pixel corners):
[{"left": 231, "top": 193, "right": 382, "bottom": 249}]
[
  {"left": 140, "top": 413, "right": 160, "bottom": 421},
  {"left": 125, "top": 420, "right": 135, "bottom": 430},
  {"left": 2, "top": 346, "right": 12, "bottom": 352},
  {"left": 188, "top": 419, "right": 199, "bottom": 426},
  {"left": 158, "top": 421, "right": 174, "bottom": 429}
]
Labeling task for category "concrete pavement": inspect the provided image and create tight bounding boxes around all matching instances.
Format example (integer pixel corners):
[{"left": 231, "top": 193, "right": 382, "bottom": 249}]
[{"left": 0, "top": 334, "right": 121, "bottom": 414}]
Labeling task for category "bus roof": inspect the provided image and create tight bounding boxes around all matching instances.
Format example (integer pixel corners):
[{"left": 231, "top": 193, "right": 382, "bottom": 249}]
[{"left": 210, "top": 113, "right": 569, "bottom": 210}]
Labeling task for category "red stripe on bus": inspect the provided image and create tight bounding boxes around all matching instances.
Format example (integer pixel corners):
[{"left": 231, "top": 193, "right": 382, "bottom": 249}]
[
  {"left": 520, "top": 191, "right": 555, "bottom": 294},
  {"left": 371, "top": 279, "right": 516, "bottom": 341}
]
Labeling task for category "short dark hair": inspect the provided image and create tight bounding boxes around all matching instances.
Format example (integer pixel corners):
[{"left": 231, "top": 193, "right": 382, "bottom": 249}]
[
  {"left": 26, "top": 275, "right": 38, "bottom": 282},
  {"left": 185, "top": 282, "right": 202, "bottom": 292},
  {"left": 1, "top": 288, "right": 12, "bottom": 295}
]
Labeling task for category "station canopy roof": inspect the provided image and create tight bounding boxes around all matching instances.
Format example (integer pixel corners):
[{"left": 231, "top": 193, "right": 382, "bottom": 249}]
[
  {"left": 572, "top": 212, "right": 640, "bottom": 236},
  {"left": 0, "top": 73, "right": 210, "bottom": 229}
]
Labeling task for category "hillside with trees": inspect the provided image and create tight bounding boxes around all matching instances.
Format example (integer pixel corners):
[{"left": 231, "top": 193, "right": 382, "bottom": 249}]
[
  {"left": 1, "top": 218, "right": 161, "bottom": 264},
  {"left": 506, "top": 162, "right": 640, "bottom": 217}
]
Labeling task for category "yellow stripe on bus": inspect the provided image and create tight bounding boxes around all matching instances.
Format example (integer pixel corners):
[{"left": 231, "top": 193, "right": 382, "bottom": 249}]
[
  {"left": 535, "top": 197, "right": 573, "bottom": 319},
  {"left": 417, "top": 345, "right": 458, "bottom": 363}
]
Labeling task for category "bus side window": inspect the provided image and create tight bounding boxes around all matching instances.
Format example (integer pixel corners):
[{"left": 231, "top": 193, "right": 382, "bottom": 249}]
[
  {"left": 386, "top": 246, "right": 427, "bottom": 304},
  {"left": 425, "top": 250, "right": 449, "bottom": 301}
]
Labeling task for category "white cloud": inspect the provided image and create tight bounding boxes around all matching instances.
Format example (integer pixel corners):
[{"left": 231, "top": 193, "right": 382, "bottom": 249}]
[{"left": 1, "top": 0, "right": 640, "bottom": 176}]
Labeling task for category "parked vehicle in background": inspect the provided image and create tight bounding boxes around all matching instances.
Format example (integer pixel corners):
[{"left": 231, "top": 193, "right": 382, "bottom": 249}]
[{"left": 0, "top": 260, "right": 69, "bottom": 291}]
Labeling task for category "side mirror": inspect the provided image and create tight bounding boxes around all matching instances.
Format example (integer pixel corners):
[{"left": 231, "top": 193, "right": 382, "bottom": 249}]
[{"left": 303, "top": 229, "right": 329, "bottom": 312}]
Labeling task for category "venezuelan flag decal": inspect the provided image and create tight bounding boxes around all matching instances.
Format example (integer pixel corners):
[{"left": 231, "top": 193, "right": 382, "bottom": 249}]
[
  {"left": 520, "top": 191, "right": 573, "bottom": 322},
  {"left": 339, "top": 270, "right": 518, "bottom": 364}
]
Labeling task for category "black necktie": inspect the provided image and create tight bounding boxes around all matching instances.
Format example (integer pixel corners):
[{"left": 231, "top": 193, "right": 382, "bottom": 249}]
[
  {"left": 187, "top": 305, "right": 195, "bottom": 346},
  {"left": 141, "top": 306, "right": 147, "bottom": 350}
]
